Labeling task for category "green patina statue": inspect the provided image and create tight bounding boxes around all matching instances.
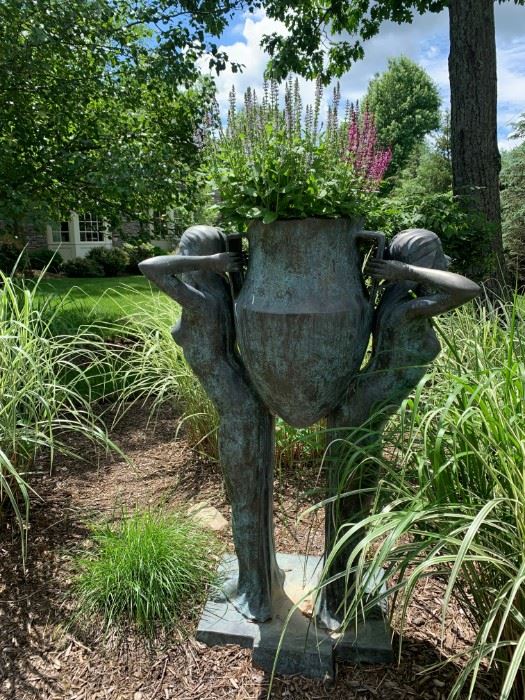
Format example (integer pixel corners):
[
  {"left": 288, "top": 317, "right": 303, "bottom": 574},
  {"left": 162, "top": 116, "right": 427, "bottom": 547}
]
[
  {"left": 139, "top": 222, "right": 480, "bottom": 630},
  {"left": 321, "top": 228, "right": 480, "bottom": 628}
]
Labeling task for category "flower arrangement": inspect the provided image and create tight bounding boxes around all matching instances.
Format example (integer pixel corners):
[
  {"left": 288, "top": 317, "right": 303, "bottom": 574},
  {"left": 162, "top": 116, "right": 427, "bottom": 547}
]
[{"left": 207, "top": 78, "right": 392, "bottom": 228}]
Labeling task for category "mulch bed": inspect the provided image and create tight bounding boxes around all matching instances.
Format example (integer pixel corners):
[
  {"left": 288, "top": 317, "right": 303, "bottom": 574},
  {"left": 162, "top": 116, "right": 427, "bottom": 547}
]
[{"left": 0, "top": 403, "right": 498, "bottom": 699}]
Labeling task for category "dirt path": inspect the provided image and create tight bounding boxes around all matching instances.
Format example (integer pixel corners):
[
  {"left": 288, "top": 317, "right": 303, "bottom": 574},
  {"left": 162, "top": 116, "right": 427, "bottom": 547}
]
[{"left": 0, "top": 404, "right": 497, "bottom": 699}]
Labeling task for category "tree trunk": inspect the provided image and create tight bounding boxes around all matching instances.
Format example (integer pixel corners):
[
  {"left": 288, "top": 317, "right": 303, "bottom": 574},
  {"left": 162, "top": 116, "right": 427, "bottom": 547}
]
[{"left": 448, "top": 0, "right": 504, "bottom": 283}]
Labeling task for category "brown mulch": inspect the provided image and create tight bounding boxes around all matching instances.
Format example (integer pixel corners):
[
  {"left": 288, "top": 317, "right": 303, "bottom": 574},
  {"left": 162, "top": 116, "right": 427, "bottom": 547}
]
[{"left": 0, "top": 403, "right": 498, "bottom": 700}]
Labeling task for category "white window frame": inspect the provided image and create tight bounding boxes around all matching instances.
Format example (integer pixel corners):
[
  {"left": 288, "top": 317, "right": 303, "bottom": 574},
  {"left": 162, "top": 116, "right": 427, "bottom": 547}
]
[
  {"left": 47, "top": 212, "right": 111, "bottom": 260},
  {"left": 78, "top": 212, "right": 107, "bottom": 243}
]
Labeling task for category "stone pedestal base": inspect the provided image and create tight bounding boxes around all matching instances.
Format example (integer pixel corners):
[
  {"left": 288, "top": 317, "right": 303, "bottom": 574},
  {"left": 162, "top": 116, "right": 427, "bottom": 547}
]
[{"left": 196, "top": 553, "right": 392, "bottom": 680}]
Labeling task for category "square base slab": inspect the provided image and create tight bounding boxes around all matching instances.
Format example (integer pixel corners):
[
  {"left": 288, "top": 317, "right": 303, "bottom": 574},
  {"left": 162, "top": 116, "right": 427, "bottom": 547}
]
[{"left": 196, "top": 553, "right": 392, "bottom": 680}]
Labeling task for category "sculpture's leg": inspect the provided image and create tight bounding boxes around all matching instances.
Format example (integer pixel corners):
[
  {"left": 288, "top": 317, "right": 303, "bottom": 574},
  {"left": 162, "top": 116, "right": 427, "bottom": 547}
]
[
  {"left": 218, "top": 404, "right": 284, "bottom": 622},
  {"left": 318, "top": 362, "right": 430, "bottom": 630},
  {"left": 317, "top": 406, "right": 382, "bottom": 631}
]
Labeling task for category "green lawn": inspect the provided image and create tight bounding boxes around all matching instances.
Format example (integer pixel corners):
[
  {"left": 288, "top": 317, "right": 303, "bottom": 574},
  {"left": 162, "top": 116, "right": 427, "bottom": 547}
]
[{"left": 35, "top": 275, "right": 172, "bottom": 332}]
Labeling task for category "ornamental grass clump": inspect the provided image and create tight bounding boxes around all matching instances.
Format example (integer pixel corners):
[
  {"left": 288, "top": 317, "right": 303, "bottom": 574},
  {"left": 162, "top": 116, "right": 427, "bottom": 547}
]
[
  {"left": 73, "top": 509, "right": 221, "bottom": 635},
  {"left": 108, "top": 295, "right": 220, "bottom": 459},
  {"left": 208, "top": 77, "right": 391, "bottom": 227},
  {"left": 312, "top": 298, "right": 525, "bottom": 699},
  {"left": 0, "top": 269, "right": 118, "bottom": 553}
]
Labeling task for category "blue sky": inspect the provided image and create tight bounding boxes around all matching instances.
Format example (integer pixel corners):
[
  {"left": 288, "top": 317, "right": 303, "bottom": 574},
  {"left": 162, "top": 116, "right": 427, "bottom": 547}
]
[{"left": 204, "top": 4, "right": 525, "bottom": 150}]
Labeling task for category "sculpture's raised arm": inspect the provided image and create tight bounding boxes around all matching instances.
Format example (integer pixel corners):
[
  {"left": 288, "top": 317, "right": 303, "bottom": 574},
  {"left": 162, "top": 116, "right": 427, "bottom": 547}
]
[
  {"left": 365, "top": 257, "right": 480, "bottom": 318},
  {"left": 139, "top": 252, "right": 241, "bottom": 309}
]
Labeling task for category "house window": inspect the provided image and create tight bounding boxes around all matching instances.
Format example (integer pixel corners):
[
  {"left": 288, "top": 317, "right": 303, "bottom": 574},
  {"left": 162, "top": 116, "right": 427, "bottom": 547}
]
[
  {"left": 79, "top": 213, "right": 105, "bottom": 242},
  {"left": 51, "top": 221, "right": 70, "bottom": 243}
]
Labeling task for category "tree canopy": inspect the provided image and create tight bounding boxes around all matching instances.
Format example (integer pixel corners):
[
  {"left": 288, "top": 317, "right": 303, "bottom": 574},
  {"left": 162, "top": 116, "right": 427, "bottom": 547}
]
[
  {"left": 363, "top": 56, "right": 441, "bottom": 175},
  {"left": 0, "top": 0, "right": 215, "bottom": 230}
]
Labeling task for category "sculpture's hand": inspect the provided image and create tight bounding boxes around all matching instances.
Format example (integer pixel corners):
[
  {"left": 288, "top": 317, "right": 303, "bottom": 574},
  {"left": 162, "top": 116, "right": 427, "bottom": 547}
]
[
  {"left": 205, "top": 252, "right": 243, "bottom": 273},
  {"left": 365, "top": 259, "right": 411, "bottom": 281}
]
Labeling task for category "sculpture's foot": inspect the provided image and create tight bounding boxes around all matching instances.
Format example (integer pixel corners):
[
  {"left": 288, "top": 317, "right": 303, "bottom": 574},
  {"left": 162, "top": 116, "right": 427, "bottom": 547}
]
[
  {"left": 315, "top": 595, "right": 345, "bottom": 632},
  {"left": 217, "top": 569, "right": 285, "bottom": 623},
  {"left": 228, "top": 588, "right": 272, "bottom": 623},
  {"left": 316, "top": 586, "right": 387, "bottom": 633}
]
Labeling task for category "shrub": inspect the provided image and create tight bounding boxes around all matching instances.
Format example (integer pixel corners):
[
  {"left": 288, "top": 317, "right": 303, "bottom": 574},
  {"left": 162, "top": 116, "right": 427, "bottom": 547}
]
[
  {"left": 501, "top": 142, "right": 525, "bottom": 286},
  {"left": 73, "top": 509, "right": 220, "bottom": 634},
  {"left": 387, "top": 115, "right": 452, "bottom": 197},
  {"left": 121, "top": 241, "right": 165, "bottom": 274},
  {"left": 0, "top": 241, "right": 29, "bottom": 273},
  {"left": 366, "top": 191, "right": 492, "bottom": 279},
  {"left": 62, "top": 257, "right": 104, "bottom": 278},
  {"left": 28, "top": 247, "right": 63, "bottom": 272},
  {"left": 86, "top": 247, "right": 129, "bottom": 276}
]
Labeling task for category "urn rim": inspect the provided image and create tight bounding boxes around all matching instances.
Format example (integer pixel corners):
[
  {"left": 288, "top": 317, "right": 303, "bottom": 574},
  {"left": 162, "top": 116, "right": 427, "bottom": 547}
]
[{"left": 229, "top": 215, "right": 365, "bottom": 237}]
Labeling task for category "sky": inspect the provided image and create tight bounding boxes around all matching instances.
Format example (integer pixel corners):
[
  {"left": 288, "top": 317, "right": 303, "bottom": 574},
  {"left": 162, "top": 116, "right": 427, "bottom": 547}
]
[{"left": 204, "top": 3, "right": 525, "bottom": 150}]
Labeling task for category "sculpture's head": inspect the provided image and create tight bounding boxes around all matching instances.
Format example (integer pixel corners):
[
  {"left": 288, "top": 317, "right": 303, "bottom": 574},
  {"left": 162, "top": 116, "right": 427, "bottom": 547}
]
[
  {"left": 178, "top": 225, "right": 230, "bottom": 296},
  {"left": 387, "top": 229, "right": 449, "bottom": 271},
  {"left": 178, "top": 225, "right": 226, "bottom": 257}
]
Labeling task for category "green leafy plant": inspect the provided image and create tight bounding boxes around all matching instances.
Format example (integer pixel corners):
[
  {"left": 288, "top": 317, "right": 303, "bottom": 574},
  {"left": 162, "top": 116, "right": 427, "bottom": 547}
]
[
  {"left": 0, "top": 240, "right": 29, "bottom": 273},
  {"left": 366, "top": 190, "right": 492, "bottom": 278},
  {"left": 121, "top": 241, "right": 165, "bottom": 274},
  {"left": 501, "top": 135, "right": 525, "bottom": 286},
  {"left": 73, "top": 508, "right": 221, "bottom": 634},
  {"left": 28, "top": 247, "right": 63, "bottom": 272},
  {"left": 62, "top": 257, "right": 105, "bottom": 278},
  {"left": 207, "top": 79, "right": 391, "bottom": 229}
]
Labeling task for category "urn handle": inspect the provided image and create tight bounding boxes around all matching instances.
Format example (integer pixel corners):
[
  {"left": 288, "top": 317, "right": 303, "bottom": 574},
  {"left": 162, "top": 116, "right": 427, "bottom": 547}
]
[
  {"left": 356, "top": 230, "right": 386, "bottom": 260},
  {"left": 225, "top": 232, "right": 246, "bottom": 298},
  {"left": 356, "top": 230, "right": 386, "bottom": 309}
]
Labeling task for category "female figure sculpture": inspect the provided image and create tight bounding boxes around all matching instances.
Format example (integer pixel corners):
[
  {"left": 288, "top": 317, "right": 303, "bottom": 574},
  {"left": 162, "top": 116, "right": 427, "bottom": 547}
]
[
  {"left": 321, "top": 228, "right": 481, "bottom": 628},
  {"left": 139, "top": 225, "right": 283, "bottom": 622},
  {"left": 333, "top": 228, "right": 481, "bottom": 429}
]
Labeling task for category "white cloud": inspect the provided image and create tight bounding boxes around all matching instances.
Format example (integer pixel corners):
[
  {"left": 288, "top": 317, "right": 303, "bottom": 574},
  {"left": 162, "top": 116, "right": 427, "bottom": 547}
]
[
  {"left": 207, "top": 4, "right": 525, "bottom": 147},
  {"left": 202, "top": 9, "right": 288, "bottom": 117}
]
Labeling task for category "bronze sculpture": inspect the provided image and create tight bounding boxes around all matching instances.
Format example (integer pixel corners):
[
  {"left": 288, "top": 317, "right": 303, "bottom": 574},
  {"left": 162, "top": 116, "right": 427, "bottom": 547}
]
[
  {"left": 320, "top": 228, "right": 480, "bottom": 627},
  {"left": 140, "top": 222, "right": 480, "bottom": 633}
]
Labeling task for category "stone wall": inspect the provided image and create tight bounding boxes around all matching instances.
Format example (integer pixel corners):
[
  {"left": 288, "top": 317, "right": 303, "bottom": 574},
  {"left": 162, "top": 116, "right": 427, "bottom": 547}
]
[{"left": 0, "top": 220, "right": 47, "bottom": 249}]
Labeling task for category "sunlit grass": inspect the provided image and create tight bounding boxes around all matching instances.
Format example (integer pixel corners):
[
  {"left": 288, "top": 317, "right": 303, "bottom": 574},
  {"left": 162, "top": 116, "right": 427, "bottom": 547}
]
[{"left": 33, "top": 275, "right": 164, "bottom": 333}]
